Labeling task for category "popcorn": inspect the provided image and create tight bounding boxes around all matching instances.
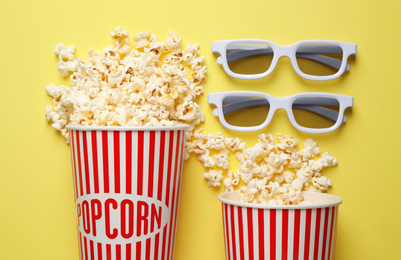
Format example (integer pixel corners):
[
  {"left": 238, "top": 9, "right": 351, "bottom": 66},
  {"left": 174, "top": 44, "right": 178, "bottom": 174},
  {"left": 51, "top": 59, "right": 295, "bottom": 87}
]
[
  {"left": 223, "top": 170, "right": 239, "bottom": 192},
  {"left": 214, "top": 149, "right": 230, "bottom": 169},
  {"left": 133, "top": 31, "right": 151, "bottom": 49},
  {"left": 206, "top": 132, "right": 226, "bottom": 150},
  {"left": 203, "top": 169, "right": 223, "bottom": 187},
  {"left": 54, "top": 44, "right": 78, "bottom": 76},
  {"left": 45, "top": 27, "right": 206, "bottom": 146},
  {"left": 189, "top": 133, "right": 337, "bottom": 205}
]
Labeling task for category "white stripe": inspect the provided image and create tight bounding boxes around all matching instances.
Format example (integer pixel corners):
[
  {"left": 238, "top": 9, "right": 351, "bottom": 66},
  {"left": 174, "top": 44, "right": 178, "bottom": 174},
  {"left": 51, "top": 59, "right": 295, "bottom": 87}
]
[
  {"left": 119, "top": 131, "right": 126, "bottom": 194},
  {"left": 252, "top": 208, "right": 259, "bottom": 260},
  {"left": 142, "top": 131, "right": 150, "bottom": 196},
  {"left": 141, "top": 131, "right": 149, "bottom": 260},
  {"left": 222, "top": 205, "right": 229, "bottom": 260},
  {"left": 149, "top": 132, "right": 160, "bottom": 260},
  {"left": 107, "top": 131, "right": 114, "bottom": 194},
  {"left": 120, "top": 244, "right": 126, "bottom": 260},
  {"left": 288, "top": 209, "right": 295, "bottom": 260},
  {"left": 317, "top": 208, "right": 326, "bottom": 260},
  {"left": 324, "top": 207, "right": 333, "bottom": 260},
  {"left": 233, "top": 205, "right": 240, "bottom": 260},
  {"left": 276, "top": 210, "right": 282, "bottom": 260},
  {"left": 78, "top": 131, "right": 87, "bottom": 195},
  {"left": 226, "top": 205, "right": 233, "bottom": 260},
  {"left": 242, "top": 207, "right": 249, "bottom": 260},
  {"left": 131, "top": 131, "right": 138, "bottom": 195},
  {"left": 299, "top": 209, "right": 306, "bottom": 260},
  {"left": 86, "top": 131, "right": 95, "bottom": 195},
  {"left": 331, "top": 207, "right": 338, "bottom": 260},
  {"left": 71, "top": 130, "right": 79, "bottom": 198},
  {"left": 265, "top": 210, "right": 270, "bottom": 260},
  {"left": 96, "top": 131, "right": 104, "bottom": 194},
  {"left": 309, "top": 209, "right": 317, "bottom": 260}
]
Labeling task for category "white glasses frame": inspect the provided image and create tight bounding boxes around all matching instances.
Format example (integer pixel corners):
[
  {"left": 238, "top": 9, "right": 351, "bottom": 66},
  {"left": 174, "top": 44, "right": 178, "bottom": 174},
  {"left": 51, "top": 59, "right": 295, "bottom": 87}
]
[
  {"left": 208, "top": 91, "right": 354, "bottom": 133},
  {"left": 211, "top": 39, "right": 357, "bottom": 81}
]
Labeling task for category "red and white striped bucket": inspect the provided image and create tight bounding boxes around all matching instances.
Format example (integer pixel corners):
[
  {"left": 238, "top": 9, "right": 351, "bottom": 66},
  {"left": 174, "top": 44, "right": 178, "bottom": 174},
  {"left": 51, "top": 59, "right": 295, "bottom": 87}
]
[
  {"left": 219, "top": 191, "right": 342, "bottom": 260},
  {"left": 67, "top": 125, "right": 189, "bottom": 260}
]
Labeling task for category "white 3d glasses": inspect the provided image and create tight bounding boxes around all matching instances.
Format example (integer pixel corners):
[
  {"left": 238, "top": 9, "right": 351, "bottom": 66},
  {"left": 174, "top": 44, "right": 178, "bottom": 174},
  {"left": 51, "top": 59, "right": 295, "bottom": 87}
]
[
  {"left": 208, "top": 91, "right": 354, "bottom": 133},
  {"left": 212, "top": 39, "right": 357, "bottom": 81}
]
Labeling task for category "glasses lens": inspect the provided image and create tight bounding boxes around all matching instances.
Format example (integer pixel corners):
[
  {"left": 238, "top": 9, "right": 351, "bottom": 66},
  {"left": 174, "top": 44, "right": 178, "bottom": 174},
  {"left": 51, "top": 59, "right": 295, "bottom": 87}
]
[
  {"left": 226, "top": 43, "right": 273, "bottom": 75},
  {"left": 222, "top": 95, "right": 270, "bottom": 127},
  {"left": 292, "top": 97, "right": 340, "bottom": 129},
  {"left": 296, "top": 44, "right": 343, "bottom": 76}
]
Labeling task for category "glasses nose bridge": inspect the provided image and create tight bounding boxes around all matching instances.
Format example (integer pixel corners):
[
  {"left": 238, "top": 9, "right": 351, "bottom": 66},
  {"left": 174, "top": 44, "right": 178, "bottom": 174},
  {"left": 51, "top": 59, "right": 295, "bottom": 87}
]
[
  {"left": 269, "top": 97, "right": 291, "bottom": 113},
  {"left": 276, "top": 45, "right": 293, "bottom": 58}
]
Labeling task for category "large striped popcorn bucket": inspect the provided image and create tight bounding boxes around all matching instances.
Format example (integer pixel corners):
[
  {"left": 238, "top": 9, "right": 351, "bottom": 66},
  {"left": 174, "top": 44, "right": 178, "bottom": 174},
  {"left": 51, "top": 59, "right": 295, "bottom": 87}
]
[
  {"left": 67, "top": 125, "right": 189, "bottom": 260},
  {"left": 219, "top": 191, "right": 342, "bottom": 260}
]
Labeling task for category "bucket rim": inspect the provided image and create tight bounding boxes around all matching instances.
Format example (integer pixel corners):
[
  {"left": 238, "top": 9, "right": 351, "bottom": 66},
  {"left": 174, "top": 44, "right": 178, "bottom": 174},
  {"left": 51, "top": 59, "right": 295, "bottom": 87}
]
[
  {"left": 218, "top": 191, "right": 342, "bottom": 209},
  {"left": 66, "top": 124, "right": 190, "bottom": 131}
]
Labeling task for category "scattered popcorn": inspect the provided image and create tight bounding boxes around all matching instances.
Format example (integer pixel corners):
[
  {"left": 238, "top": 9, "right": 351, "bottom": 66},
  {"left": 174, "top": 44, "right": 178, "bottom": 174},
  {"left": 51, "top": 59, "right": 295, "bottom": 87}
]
[
  {"left": 189, "top": 133, "right": 337, "bottom": 205},
  {"left": 45, "top": 27, "right": 207, "bottom": 143},
  {"left": 223, "top": 170, "right": 239, "bottom": 192},
  {"left": 203, "top": 169, "right": 223, "bottom": 187},
  {"left": 214, "top": 149, "right": 230, "bottom": 169}
]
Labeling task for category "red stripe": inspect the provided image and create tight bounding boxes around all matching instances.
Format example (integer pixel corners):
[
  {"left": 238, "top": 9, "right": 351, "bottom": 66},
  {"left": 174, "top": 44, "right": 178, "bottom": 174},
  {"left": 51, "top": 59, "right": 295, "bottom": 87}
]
[
  {"left": 282, "top": 209, "right": 289, "bottom": 260},
  {"left": 126, "top": 244, "right": 131, "bottom": 260},
  {"left": 270, "top": 209, "right": 276, "bottom": 260},
  {"left": 237, "top": 207, "right": 245, "bottom": 260},
  {"left": 170, "top": 131, "right": 185, "bottom": 259},
  {"left": 148, "top": 131, "right": 156, "bottom": 197},
  {"left": 83, "top": 237, "right": 89, "bottom": 260},
  {"left": 332, "top": 207, "right": 339, "bottom": 260},
  {"left": 126, "top": 131, "right": 132, "bottom": 194},
  {"left": 258, "top": 209, "right": 265, "bottom": 260},
  {"left": 135, "top": 242, "right": 141, "bottom": 260},
  {"left": 79, "top": 232, "right": 83, "bottom": 260},
  {"left": 161, "top": 226, "right": 168, "bottom": 260},
  {"left": 327, "top": 207, "right": 335, "bottom": 260},
  {"left": 146, "top": 238, "right": 151, "bottom": 260},
  {"left": 106, "top": 244, "right": 112, "bottom": 260},
  {"left": 165, "top": 131, "right": 175, "bottom": 205},
  {"left": 224, "top": 205, "right": 231, "bottom": 260},
  {"left": 91, "top": 131, "right": 100, "bottom": 194},
  {"left": 97, "top": 243, "right": 103, "bottom": 260},
  {"left": 321, "top": 208, "right": 330, "bottom": 260},
  {"left": 137, "top": 131, "right": 144, "bottom": 195},
  {"left": 70, "top": 130, "right": 78, "bottom": 199},
  {"left": 116, "top": 244, "right": 121, "bottom": 260},
  {"left": 154, "top": 133, "right": 163, "bottom": 260},
  {"left": 154, "top": 233, "right": 160, "bottom": 260},
  {"left": 82, "top": 131, "right": 91, "bottom": 194},
  {"left": 76, "top": 131, "right": 84, "bottom": 196},
  {"left": 161, "top": 131, "right": 175, "bottom": 259},
  {"left": 314, "top": 208, "right": 322, "bottom": 260},
  {"left": 113, "top": 131, "right": 121, "bottom": 193},
  {"left": 102, "top": 131, "right": 110, "bottom": 193},
  {"left": 293, "top": 209, "right": 301, "bottom": 260},
  {"left": 247, "top": 208, "right": 254, "bottom": 260},
  {"left": 157, "top": 131, "right": 166, "bottom": 201},
  {"left": 304, "top": 209, "right": 312, "bottom": 259},
  {"left": 230, "top": 205, "right": 237, "bottom": 260},
  {"left": 90, "top": 240, "right": 95, "bottom": 260},
  {"left": 167, "top": 130, "right": 181, "bottom": 260}
]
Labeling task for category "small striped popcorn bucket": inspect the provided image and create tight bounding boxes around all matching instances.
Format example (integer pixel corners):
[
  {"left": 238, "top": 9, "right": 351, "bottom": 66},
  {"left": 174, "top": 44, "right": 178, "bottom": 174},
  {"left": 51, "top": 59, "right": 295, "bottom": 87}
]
[
  {"left": 219, "top": 191, "right": 342, "bottom": 260},
  {"left": 67, "top": 125, "right": 189, "bottom": 260}
]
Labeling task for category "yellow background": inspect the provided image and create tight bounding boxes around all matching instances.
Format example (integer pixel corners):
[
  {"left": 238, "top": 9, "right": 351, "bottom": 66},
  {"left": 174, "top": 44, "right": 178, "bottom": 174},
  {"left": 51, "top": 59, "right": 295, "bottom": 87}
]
[{"left": 1, "top": 0, "right": 400, "bottom": 259}]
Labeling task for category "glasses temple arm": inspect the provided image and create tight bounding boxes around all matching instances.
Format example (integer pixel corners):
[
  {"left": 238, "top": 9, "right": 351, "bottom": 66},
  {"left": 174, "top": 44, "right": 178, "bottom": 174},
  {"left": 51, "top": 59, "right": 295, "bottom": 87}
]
[{"left": 218, "top": 97, "right": 345, "bottom": 123}]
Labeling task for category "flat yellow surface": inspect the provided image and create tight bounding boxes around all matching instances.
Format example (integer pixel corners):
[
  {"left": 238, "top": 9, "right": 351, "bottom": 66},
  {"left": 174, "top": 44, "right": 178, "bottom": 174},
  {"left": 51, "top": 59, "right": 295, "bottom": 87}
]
[{"left": 1, "top": 0, "right": 401, "bottom": 259}]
